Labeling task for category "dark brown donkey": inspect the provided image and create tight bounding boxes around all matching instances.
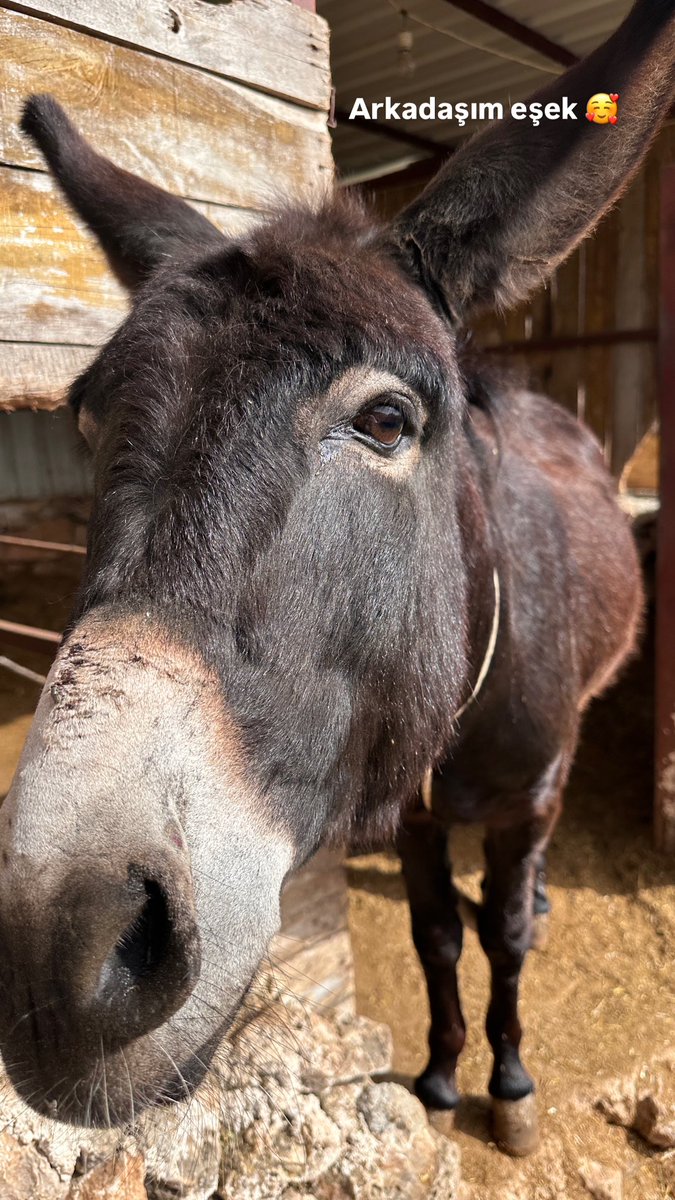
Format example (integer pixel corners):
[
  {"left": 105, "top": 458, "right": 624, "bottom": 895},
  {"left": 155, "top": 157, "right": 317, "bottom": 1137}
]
[{"left": 0, "top": 0, "right": 672, "bottom": 1158}]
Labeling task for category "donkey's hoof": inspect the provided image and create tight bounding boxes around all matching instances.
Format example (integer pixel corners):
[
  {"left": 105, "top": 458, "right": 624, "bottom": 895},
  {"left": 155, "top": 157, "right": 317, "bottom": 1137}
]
[
  {"left": 415, "top": 1068, "right": 460, "bottom": 1111},
  {"left": 492, "top": 1093, "right": 539, "bottom": 1156},
  {"left": 530, "top": 911, "right": 550, "bottom": 951}
]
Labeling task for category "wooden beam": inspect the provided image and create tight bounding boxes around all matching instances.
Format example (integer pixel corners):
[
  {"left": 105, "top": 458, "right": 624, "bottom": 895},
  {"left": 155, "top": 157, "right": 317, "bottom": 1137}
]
[
  {"left": 0, "top": 655, "right": 46, "bottom": 685},
  {"left": 359, "top": 157, "right": 445, "bottom": 194},
  {"left": 439, "top": 0, "right": 578, "bottom": 69},
  {"left": 483, "top": 329, "right": 658, "bottom": 356},
  {"left": 334, "top": 106, "right": 451, "bottom": 157},
  {"left": 656, "top": 163, "right": 675, "bottom": 853}
]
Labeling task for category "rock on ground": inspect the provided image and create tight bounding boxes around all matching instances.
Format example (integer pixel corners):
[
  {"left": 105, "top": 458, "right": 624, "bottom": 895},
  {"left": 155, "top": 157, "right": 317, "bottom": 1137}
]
[
  {"left": 595, "top": 1056, "right": 675, "bottom": 1150},
  {"left": 0, "top": 985, "right": 462, "bottom": 1200},
  {"left": 218, "top": 1081, "right": 461, "bottom": 1200},
  {"left": 67, "top": 1153, "right": 147, "bottom": 1200},
  {"left": 579, "top": 1159, "right": 624, "bottom": 1200}
]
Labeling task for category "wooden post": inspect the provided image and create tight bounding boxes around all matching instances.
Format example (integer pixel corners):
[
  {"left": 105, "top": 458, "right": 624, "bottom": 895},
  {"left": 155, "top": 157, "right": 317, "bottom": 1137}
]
[
  {"left": 656, "top": 163, "right": 675, "bottom": 852},
  {"left": 613, "top": 168, "right": 650, "bottom": 475}
]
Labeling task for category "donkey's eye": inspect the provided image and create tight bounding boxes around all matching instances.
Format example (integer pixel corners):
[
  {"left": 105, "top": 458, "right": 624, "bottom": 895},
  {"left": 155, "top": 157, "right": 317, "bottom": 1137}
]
[{"left": 352, "top": 403, "right": 406, "bottom": 450}]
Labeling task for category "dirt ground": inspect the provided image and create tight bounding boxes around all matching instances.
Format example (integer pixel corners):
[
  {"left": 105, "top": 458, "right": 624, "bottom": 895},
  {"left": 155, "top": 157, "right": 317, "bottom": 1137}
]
[
  {"left": 347, "top": 613, "right": 675, "bottom": 1198},
  {"left": 1, "top": 560, "right": 673, "bottom": 1199}
]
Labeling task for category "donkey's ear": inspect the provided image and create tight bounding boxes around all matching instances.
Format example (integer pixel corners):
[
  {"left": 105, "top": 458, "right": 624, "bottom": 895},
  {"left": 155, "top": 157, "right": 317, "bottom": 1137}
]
[
  {"left": 20, "top": 95, "right": 225, "bottom": 291},
  {"left": 388, "top": 0, "right": 675, "bottom": 324}
]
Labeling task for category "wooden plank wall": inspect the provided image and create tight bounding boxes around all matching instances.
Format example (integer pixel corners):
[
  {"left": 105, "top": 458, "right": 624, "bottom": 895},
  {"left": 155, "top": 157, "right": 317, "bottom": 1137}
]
[
  {"left": 656, "top": 163, "right": 675, "bottom": 853},
  {"left": 476, "top": 124, "right": 675, "bottom": 476},
  {"left": 368, "top": 124, "right": 675, "bottom": 479},
  {"left": 273, "top": 848, "right": 355, "bottom": 1015},
  {"left": 0, "top": 0, "right": 333, "bottom": 496}
]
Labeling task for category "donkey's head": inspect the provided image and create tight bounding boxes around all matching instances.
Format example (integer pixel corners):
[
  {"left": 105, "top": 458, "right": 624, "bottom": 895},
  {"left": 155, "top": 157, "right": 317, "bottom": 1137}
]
[{"left": 1, "top": 0, "right": 673, "bottom": 1127}]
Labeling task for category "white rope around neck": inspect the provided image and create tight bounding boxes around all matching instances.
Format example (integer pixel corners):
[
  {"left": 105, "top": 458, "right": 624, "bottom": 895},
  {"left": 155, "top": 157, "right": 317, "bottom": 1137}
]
[{"left": 421, "top": 567, "right": 500, "bottom": 813}]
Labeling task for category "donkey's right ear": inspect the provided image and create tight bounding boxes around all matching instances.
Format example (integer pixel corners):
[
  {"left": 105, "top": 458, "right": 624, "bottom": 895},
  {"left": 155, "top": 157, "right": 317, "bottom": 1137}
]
[
  {"left": 386, "top": 0, "right": 675, "bottom": 324},
  {"left": 20, "top": 95, "right": 225, "bottom": 292}
]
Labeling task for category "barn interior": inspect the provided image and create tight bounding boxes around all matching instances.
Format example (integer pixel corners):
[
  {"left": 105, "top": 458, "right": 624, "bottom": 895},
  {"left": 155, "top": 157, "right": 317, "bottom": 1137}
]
[{"left": 0, "top": 1, "right": 674, "bottom": 1198}]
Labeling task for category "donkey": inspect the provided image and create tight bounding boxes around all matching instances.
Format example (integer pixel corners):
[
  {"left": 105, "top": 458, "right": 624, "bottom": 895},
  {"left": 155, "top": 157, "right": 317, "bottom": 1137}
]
[{"left": 0, "top": 0, "right": 672, "bottom": 1158}]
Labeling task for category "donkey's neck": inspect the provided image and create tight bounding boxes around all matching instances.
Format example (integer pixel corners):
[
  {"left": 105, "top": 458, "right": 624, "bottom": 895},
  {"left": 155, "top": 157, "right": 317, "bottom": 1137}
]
[{"left": 455, "top": 402, "right": 502, "bottom": 681}]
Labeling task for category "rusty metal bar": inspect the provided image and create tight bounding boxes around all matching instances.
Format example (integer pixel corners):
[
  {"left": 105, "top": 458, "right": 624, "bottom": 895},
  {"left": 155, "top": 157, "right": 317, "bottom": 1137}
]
[
  {"left": 0, "top": 656, "right": 47, "bottom": 686},
  {"left": 0, "top": 534, "right": 86, "bottom": 556},
  {"left": 656, "top": 163, "right": 675, "bottom": 853},
  {"left": 0, "top": 618, "right": 61, "bottom": 656},
  {"left": 439, "top": 0, "right": 578, "bottom": 68},
  {"left": 483, "top": 329, "right": 658, "bottom": 355}
]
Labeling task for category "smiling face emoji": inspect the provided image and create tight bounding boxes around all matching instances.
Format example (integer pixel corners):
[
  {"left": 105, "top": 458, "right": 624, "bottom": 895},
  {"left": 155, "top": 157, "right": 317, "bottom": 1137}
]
[{"left": 586, "top": 93, "right": 619, "bottom": 124}]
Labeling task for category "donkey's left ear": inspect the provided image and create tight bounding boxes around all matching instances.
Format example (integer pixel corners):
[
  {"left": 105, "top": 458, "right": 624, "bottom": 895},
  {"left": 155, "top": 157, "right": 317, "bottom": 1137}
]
[
  {"left": 20, "top": 95, "right": 225, "bottom": 292},
  {"left": 387, "top": 0, "right": 675, "bottom": 324}
]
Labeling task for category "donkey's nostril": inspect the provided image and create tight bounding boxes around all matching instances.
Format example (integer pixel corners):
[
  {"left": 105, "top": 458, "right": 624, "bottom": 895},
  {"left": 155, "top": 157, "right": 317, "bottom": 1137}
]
[
  {"left": 115, "top": 878, "right": 171, "bottom": 981},
  {"left": 91, "top": 863, "right": 200, "bottom": 1038}
]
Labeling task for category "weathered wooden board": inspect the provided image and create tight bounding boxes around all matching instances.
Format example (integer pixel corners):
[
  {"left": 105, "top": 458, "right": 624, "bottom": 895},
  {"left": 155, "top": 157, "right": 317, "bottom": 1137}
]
[
  {"left": 0, "top": 8, "right": 333, "bottom": 210},
  {"left": 0, "top": 166, "right": 263, "bottom": 346},
  {"left": 272, "top": 848, "right": 354, "bottom": 1015},
  {"left": 0, "top": 0, "right": 331, "bottom": 111},
  {"left": 0, "top": 344, "right": 93, "bottom": 411},
  {"left": 0, "top": 167, "right": 125, "bottom": 344},
  {"left": 656, "top": 163, "right": 675, "bottom": 853}
]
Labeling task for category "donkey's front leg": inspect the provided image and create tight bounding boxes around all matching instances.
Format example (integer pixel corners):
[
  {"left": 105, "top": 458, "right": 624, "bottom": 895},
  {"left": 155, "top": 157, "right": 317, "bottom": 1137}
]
[
  {"left": 398, "top": 816, "right": 465, "bottom": 1110},
  {"left": 531, "top": 848, "right": 552, "bottom": 950},
  {"left": 479, "top": 807, "right": 559, "bottom": 1156}
]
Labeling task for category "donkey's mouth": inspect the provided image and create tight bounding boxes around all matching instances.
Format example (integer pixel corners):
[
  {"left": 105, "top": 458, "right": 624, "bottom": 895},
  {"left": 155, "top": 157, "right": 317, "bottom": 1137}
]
[
  {"left": 8, "top": 1034, "right": 215, "bottom": 1129},
  {"left": 0, "top": 967, "right": 254, "bottom": 1128},
  {"left": 148, "top": 1031, "right": 228, "bottom": 1111}
]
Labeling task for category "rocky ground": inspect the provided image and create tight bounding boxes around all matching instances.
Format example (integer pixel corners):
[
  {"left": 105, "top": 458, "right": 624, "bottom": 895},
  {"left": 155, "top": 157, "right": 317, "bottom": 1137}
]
[
  {"left": 0, "top": 982, "right": 463, "bottom": 1200},
  {"left": 3, "top": 988, "right": 672, "bottom": 1199}
]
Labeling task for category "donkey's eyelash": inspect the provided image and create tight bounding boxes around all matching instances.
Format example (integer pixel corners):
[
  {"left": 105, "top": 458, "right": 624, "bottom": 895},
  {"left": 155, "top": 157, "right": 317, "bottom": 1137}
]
[
  {"left": 325, "top": 392, "right": 421, "bottom": 455},
  {"left": 351, "top": 392, "right": 422, "bottom": 433}
]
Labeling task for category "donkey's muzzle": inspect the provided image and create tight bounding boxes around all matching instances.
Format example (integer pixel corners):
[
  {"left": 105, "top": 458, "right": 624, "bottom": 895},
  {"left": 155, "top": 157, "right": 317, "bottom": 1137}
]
[{"left": 0, "top": 846, "right": 201, "bottom": 1118}]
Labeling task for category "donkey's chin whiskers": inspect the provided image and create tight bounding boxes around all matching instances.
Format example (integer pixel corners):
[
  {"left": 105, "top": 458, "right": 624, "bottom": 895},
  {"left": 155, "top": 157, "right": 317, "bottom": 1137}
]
[{"left": 121, "top": 1047, "right": 135, "bottom": 1130}]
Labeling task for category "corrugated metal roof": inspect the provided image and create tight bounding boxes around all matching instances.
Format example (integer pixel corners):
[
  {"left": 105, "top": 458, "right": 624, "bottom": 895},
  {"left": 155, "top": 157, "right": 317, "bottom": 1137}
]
[{"left": 317, "top": 0, "right": 634, "bottom": 179}]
